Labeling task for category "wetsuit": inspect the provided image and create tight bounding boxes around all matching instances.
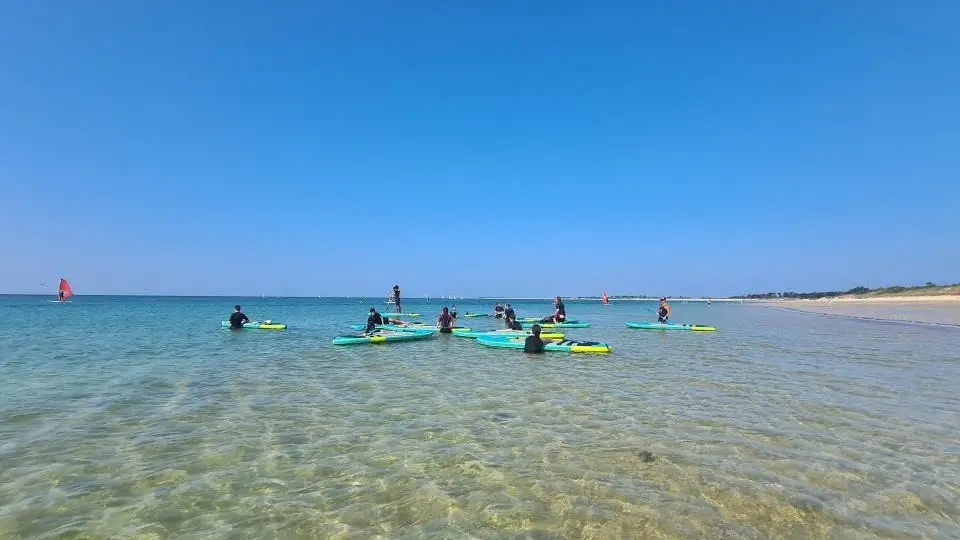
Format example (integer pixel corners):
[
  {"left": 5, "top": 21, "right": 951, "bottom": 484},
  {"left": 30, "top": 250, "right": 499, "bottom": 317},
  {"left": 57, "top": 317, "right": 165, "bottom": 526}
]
[
  {"left": 658, "top": 305, "right": 669, "bottom": 323},
  {"left": 503, "top": 306, "right": 515, "bottom": 320},
  {"left": 524, "top": 335, "right": 545, "bottom": 353},
  {"left": 451, "top": 308, "right": 458, "bottom": 318},
  {"left": 393, "top": 287, "right": 401, "bottom": 313},
  {"left": 366, "top": 312, "right": 384, "bottom": 333},
  {"left": 555, "top": 301, "right": 566, "bottom": 322},
  {"left": 437, "top": 312, "right": 454, "bottom": 333},
  {"left": 229, "top": 311, "right": 249, "bottom": 329},
  {"left": 506, "top": 318, "right": 523, "bottom": 331},
  {"left": 58, "top": 291, "right": 65, "bottom": 301},
  {"left": 494, "top": 305, "right": 504, "bottom": 319}
]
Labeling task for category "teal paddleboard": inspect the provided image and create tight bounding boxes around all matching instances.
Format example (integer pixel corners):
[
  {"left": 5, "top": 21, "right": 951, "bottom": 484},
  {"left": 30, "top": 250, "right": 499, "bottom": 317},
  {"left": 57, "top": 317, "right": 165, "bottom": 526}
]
[
  {"left": 625, "top": 322, "right": 716, "bottom": 331},
  {"left": 452, "top": 329, "right": 566, "bottom": 339},
  {"left": 476, "top": 335, "right": 611, "bottom": 353},
  {"left": 333, "top": 330, "right": 434, "bottom": 345},
  {"left": 221, "top": 321, "right": 287, "bottom": 330},
  {"left": 349, "top": 323, "right": 470, "bottom": 333},
  {"left": 520, "top": 322, "right": 591, "bottom": 329}
]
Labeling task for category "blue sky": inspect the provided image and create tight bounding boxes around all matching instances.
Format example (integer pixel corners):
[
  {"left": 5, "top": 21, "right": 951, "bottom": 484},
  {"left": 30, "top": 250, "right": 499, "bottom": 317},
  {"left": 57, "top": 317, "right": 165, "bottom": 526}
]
[{"left": 1, "top": 1, "right": 957, "bottom": 297}]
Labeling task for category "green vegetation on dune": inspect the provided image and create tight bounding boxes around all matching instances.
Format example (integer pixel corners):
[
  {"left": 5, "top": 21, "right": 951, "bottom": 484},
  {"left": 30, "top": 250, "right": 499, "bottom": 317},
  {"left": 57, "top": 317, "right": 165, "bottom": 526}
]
[{"left": 735, "top": 282, "right": 960, "bottom": 300}]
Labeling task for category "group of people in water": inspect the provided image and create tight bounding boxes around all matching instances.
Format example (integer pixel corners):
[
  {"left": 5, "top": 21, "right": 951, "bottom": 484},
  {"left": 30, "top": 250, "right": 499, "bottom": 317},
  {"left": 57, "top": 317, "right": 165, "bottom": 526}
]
[
  {"left": 232, "top": 293, "right": 674, "bottom": 352},
  {"left": 362, "top": 306, "right": 549, "bottom": 353},
  {"left": 362, "top": 296, "right": 571, "bottom": 339},
  {"left": 492, "top": 297, "right": 567, "bottom": 324}
]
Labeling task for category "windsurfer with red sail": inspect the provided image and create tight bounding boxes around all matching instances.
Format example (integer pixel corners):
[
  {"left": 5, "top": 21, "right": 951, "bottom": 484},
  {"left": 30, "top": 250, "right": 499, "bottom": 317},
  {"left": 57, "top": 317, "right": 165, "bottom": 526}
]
[{"left": 57, "top": 278, "right": 73, "bottom": 302}]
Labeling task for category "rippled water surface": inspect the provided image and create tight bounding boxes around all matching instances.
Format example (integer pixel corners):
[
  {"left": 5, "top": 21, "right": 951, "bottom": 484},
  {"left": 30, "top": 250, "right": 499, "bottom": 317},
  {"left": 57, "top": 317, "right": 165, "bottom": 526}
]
[{"left": 1, "top": 296, "right": 958, "bottom": 539}]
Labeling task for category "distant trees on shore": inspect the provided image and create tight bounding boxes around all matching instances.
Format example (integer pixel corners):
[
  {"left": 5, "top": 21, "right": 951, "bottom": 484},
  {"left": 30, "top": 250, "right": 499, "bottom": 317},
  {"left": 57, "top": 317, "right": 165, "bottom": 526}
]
[{"left": 734, "top": 282, "right": 958, "bottom": 300}]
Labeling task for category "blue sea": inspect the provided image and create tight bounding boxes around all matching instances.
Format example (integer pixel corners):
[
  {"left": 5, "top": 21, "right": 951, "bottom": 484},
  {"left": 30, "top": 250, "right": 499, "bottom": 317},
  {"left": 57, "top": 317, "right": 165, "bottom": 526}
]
[{"left": 1, "top": 296, "right": 958, "bottom": 538}]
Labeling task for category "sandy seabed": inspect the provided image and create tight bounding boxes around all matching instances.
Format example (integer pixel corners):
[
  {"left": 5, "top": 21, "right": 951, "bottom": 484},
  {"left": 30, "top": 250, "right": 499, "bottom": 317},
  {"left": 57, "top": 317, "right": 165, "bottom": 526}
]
[{"left": 759, "top": 296, "right": 960, "bottom": 326}]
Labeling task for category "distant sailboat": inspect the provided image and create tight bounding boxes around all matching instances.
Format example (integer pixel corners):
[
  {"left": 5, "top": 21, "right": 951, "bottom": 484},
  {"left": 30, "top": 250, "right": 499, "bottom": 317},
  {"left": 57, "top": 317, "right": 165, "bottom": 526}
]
[
  {"left": 601, "top": 290, "right": 610, "bottom": 305},
  {"left": 51, "top": 278, "right": 73, "bottom": 303}
]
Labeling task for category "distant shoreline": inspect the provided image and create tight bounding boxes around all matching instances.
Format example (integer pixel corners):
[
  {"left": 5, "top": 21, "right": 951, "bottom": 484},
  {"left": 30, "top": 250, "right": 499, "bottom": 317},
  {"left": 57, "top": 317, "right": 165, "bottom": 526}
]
[{"left": 746, "top": 295, "right": 960, "bottom": 304}]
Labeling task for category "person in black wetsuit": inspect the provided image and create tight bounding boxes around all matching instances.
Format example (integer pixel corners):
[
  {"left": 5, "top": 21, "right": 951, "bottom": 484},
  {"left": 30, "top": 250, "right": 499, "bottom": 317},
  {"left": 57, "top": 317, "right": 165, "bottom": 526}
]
[
  {"left": 365, "top": 308, "right": 384, "bottom": 334},
  {"left": 524, "top": 324, "right": 545, "bottom": 353},
  {"left": 494, "top": 303, "right": 505, "bottom": 319},
  {"left": 657, "top": 297, "right": 671, "bottom": 323},
  {"left": 503, "top": 304, "right": 515, "bottom": 323},
  {"left": 505, "top": 314, "right": 523, "bottom": 331},
  {"left": 58, "top": 289, "right": 65, "bottom": 301},
  {"left": 229, "top": 305, "right": 250, "bottom": 329},
  {"left": 540, "top": 297, "right": 566, "bottom": 323},
  {"left": 554, "top": 297, "right": 566, "bottom": 322},
  {"left": 437, "top": 307, "right": 454, "bottom": 333},
  {"left": 392, "top": 285, "right": 401, "bottom": 314},
  {"left": 451, "top": 305, "right": 458, "bottom": 319}
]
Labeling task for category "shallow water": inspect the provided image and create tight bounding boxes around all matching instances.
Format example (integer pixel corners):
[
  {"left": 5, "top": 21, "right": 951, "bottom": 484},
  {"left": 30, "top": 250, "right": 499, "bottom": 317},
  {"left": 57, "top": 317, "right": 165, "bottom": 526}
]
[
  {"left": 1, "top": 296, "right": 958, "bottom": 539},
  {"left": 770, "top": 300, "right": 960, "bottom": 327}
]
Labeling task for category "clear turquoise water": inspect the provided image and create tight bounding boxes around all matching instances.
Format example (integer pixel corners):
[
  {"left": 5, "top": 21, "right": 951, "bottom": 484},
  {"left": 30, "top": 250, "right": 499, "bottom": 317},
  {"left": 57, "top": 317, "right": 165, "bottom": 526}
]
[{"left": 1, "top": 296, "right": 958, "bottom": 539}]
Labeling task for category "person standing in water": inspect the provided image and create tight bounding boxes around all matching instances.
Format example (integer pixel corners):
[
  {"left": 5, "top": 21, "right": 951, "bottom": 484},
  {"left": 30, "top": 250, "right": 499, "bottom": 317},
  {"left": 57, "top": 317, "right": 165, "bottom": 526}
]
[
  {"left": 392, "top": 284, "right": 401, "bottom": 314},
  {"left": 657, "top": 297, "right": 672, "bottom": 323},
  {"left": 451, "top": 305, "right": 458, "bottom": 319},
  {"left": 436, "top": 307, "right": 454, "bottom": 333},
  {"left": 229, "top": 305, "right": 250, "bottom": 329},
  {"left": 524, "top": 324, "right": 545, "bottom": 353}
]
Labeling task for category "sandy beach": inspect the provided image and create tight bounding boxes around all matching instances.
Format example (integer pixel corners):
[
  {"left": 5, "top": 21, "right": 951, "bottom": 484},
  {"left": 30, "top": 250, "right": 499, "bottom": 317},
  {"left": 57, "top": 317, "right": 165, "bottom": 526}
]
[{"left": 758, "top": 295, "right": 960, "bottom": 326}]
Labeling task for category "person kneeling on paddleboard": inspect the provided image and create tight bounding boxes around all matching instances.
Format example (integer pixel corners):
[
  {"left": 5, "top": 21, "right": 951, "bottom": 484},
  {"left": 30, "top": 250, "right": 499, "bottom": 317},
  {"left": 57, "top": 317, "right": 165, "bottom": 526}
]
[
  {"left": 437, "top": 307, "right": 454, "bottom": 333},
  {"left": 554, "top": 297, "right": 566, "bottom": 322},
  {"left": 657, "top": 298, "right": 671, "bottom": 324},
  {"left": 503, "top": 304, "right": 515, "bottom": 324},
  {"left": 506, "top": 314, "right": 524, "bottom": 331},
  {"left": 524, "top": 324, "right": 545, "bottom": 353},
  {"left": 540, "top": 297, "right": 567, "bottom": 324},
  {"left": 365, "top": 308, "right": 384, "bottom": 334},
  {"left": 229, "top": 305, "right": 250, "bottom": 329}
]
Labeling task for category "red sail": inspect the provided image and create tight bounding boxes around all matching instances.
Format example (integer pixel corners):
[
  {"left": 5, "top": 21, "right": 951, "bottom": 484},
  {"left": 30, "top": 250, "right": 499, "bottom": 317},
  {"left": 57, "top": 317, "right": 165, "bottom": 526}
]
[{"left": 59, "top": 278, "right": 74, "bottom": 299}]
